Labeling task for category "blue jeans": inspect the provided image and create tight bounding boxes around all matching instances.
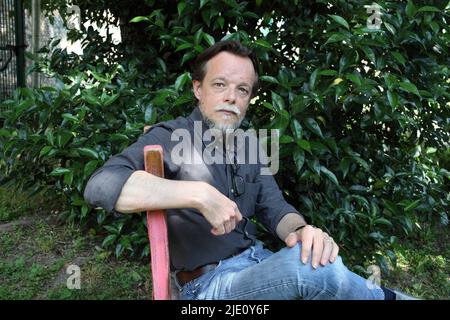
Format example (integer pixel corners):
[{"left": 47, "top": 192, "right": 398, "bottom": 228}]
[{"left": 173, "top": 240, "right": 385, "bottom": 300}]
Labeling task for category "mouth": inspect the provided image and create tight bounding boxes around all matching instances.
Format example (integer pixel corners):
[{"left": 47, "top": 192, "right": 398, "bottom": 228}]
[{"left": 217, "top": 109, "right": 237, "bottom": 116}]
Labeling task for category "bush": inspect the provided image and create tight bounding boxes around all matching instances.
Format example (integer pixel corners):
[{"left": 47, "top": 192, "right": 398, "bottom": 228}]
[{"left": 1, "top": 0, "right": 449, "bottom": 270}]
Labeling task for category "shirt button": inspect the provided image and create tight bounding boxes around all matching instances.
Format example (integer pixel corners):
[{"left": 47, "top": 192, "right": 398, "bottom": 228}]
[
  {"left": 231, "top": 189, "right": 234, "bottom": 193},
  {"left": 245, "top": 231, "right": 249, "bottom": 236}
]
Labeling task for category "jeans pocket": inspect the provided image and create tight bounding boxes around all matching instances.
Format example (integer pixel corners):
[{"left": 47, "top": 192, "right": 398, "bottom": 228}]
[{"left": 181, "top": 262, "right": 222, "bottom": 300}]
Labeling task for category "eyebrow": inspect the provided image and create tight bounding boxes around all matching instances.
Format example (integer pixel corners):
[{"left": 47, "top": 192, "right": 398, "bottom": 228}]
[{"left": 210, "top": 77, "right": 251, "bottom": 88}]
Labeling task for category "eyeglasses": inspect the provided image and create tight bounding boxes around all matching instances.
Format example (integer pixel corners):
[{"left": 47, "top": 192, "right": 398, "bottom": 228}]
[{"left": 230, "top": 156, "right": 245, "bottom": 198}]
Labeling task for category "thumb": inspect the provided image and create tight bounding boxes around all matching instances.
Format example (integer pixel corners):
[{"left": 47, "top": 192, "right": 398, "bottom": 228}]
[{"left": 284, "top": 232, "right": 299, "bottom": 247}]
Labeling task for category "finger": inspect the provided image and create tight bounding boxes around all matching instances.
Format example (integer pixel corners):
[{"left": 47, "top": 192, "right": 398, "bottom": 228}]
[
  {"left": 211, "top": 224, "right": 225, "bottom": 236},
  {"left": 300, "top": 226, "right": 314, "bottom": 264},
  {"left": 284, "top": 232, "right": 298, "bottom": 248},
  {"left": 223, "top": 220, "right": 232, "bottom": 233},
  {"left": 234, "top": 206, "right": 243, "bottom": 222},
  {"left": 229, "top": 218, "right": 236, "bottom": 232},
  {"left": 330, "top": 242, "right": 339, "bottom": 263},
  {"left": 320, "top": 237, "right": 334, "bottom": 266},
  {"left": 312, "top": 230, "right": 324, "bottom": 269}
]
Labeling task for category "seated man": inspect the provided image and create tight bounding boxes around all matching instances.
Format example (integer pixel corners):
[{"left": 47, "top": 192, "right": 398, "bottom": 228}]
[{"left": 84, "top": 40, "right": 411, "bottom": 300}]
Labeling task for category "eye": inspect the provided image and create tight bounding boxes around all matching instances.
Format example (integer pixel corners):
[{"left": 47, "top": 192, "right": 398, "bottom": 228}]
[
  {"left": 213, "top": 82, "right": 225, "bottom": 88},
  {"left": 238, "top": 87, "right": 249, "bottom": 95}
]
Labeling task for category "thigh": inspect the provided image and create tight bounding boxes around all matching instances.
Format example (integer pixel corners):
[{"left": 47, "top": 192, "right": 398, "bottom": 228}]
[{"left": 198, "top": 244, "right": 308, "bottom": 300}]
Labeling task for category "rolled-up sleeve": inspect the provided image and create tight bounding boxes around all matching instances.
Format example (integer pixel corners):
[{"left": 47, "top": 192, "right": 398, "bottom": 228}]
[
  {"left": 83, "top": 128, "right": 167, "bottom": 213},
  {"left": 254, "top": 167, "right": 301, "bottom": 237}
]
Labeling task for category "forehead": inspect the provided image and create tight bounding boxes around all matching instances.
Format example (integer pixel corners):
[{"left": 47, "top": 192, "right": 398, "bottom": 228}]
[{"left": 203, "top": 51, "right": 256, "bottom": 84}]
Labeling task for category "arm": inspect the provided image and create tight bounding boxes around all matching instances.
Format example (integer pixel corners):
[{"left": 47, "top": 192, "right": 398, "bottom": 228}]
[
  {"left": 114, "top": 170, "right": 243, "bottom": 236},
  {"left": 114, "top": 170, "right": 205, "bottom": 213}
]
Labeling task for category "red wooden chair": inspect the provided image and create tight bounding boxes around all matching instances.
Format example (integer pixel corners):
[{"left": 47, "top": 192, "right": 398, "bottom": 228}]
[
  {"left": 143, "top": 123, "right": 182, "bottom": 299},
  {"left": 143, "top": 145, "right": 172, "bottom": 300}
]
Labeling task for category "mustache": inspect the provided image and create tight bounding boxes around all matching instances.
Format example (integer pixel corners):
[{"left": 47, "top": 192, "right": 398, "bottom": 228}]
[{"left": 214, "top": 104, "right": 241, "bottom": 116}]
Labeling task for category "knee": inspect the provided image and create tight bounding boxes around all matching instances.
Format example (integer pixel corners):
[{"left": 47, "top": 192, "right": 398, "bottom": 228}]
[{"left": 286, "top": 243, "right": 349, "bottom": 284}]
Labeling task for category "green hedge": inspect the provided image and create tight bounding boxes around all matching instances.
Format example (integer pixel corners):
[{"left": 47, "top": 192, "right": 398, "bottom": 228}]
[{"left": 1, "top": 0, "right": 449, "bottom": 272}]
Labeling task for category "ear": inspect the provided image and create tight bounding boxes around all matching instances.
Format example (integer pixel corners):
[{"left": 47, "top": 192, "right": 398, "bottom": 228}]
[{"left": 192, "top": 80, "right": 202, "bottom": 101}]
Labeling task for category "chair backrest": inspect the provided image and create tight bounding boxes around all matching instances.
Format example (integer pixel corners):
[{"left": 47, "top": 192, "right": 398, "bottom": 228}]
[{"left": 144, "top": 145, "right": 171, "bottom": 300}]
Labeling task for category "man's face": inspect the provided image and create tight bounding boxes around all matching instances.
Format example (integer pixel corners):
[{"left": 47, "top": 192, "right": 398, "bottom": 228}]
[{"left": 193, "top": 51, "right": 256, "bottom": 132}]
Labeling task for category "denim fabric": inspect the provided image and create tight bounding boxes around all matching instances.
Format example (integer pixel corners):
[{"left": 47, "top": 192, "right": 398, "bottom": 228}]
[{"left": 173, "top": 241, "right": 385, "bottom": 300}]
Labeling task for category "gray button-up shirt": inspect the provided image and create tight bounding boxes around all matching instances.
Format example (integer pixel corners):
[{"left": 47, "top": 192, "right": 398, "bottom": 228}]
[{"left": 84, "top": 107, "right": 300, "bottom": 271}]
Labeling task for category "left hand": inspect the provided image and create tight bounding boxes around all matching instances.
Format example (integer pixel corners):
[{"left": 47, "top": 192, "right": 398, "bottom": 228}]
[{"left": 284, "top": 225, "right": 339, "bottom": 269}]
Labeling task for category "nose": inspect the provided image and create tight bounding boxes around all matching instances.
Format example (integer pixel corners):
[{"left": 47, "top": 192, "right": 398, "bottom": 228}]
[{"left": 223, "top": 86, "right": 236, "bottom": 105}]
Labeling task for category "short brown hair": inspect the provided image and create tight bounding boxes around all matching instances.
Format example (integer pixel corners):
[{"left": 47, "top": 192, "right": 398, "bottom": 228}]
[{"left": 192, "top": 40, "right": 259, "bottom": 97}]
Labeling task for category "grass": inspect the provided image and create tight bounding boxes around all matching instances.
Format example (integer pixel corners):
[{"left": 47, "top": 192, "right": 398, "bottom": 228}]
[
  {"left": 381, "top": 223, "right": 449, "bottom": 299},
  {"left": 0, "top": 185, "right": 448, "bottom": 300},
  {"left": 0, "top": 186, "right": 151, "bottom": 300}
]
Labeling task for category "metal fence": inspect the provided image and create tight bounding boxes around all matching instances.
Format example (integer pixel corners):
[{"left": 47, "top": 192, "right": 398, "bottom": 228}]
[{"left": 0, "top": 0, "right": 25, "bottom": 102}]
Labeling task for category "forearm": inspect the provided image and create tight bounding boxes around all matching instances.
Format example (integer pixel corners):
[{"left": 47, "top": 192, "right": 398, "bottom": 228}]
[
  {"left": 275, "top": 212, "right": 307, "bottom": 241},
  {"left": 114, "top": 170, "right": 206, "bottom": 213}
]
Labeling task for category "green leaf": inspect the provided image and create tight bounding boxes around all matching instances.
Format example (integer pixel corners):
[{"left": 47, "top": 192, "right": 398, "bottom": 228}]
[
  {"left": 194, "top": 28, "right": 203, "bottom": 45},
  {"left": 391, "top": 52, "right": 406, "bottom": 66},
  {"left": 115, "top": 243, "right": 124, "bottom": 258},
  {"left": 129, "top": 16, "right": 150, "bottom": 23},
  {"left": 271, "top": 91, "right": 285, "bottom": 110},
  {"left": 403, "top": 199, "right": 421, "bottom": 212},
  {"left": 324, "top": 33, "right": 347, "bottom": 45},
  {"left": 260, "top": 76, "right": 279, "bottom": 84},
  {"left": 62, "top": 113, "right": 78, "bottom": 122},
  {"left": 328, "top": 15, "right": 350, "bottom": 30},
  {"left": 84, "top": 160, "right": 98, "bottom": 178},
  {"left": 345, "top": 73, "right": 361, "bottom": 86},
  {"left": 175, "top": 43, "right": 193, "bottom": 52},
  {"left": 280, "top": 135, "right": 294, "bottom": 144},
  {"left": 375, "top": 218, "right": 393, "bottom": 228},
  {"left": 321, "top": 166, "right": 339, "bottom": 186},
  {"left": 340, "top": 157, "right": 351, "bottom": 179},
  {"left": 77, "top": 147, "right": 99, "bottom": 159},
  {"left": 293, "top": 149, "right": 305, "bottom": 173},
  {"left": 387, "top": 90, "right": 399, "bottom": 109},
  {"left": 290, "top": 119, "right": 303, "bottom": 140},
  {"left": 64, "top": 171, "right": 74, "bottom": 186},
  {"left": 102, "top": 234, "right": 117, "bottom": 247},
  {"left": 309, "top": 68, "right": 319, "bottom": 90},
  {"left": 177, "top": 2, "right": 186, "bottom": 16},
  {"left": 104, "top": 93, "right": 120, "bottom": 107},
  {"left": 50, "top": 167, "right": 71, "bottom": 176},
  {"left": 254, "top": 39, "right": 272, "bottom": 49},
  {"left": 39, "top": 146, "right": 53, "bottom": 157},
  {"left": 203, "top": 33, "right": 215, "bottom": 47},
  {"left": 406, "top": 0, "right": 417, "bottom": 19},
  {"left": 362, "top": 47, "right": 376, "bottom": 64},
  {"left": 297, "top": 139, "right": 311, "bottom": 153},
  {"left": 110, "top": 133, "right": 129, "bottom": 142},
  {"left": 181, "top": 52, "right": 196, "bottom": 66},
  {"left": 399, "top": 81, "right": 420, "bottom": 97},
  {"left": 417, "top": 6, "right": 440, "bottom": 13},
  {"left": 304, "top": 118, "right": 323, "bottom": 138},
  {"left": 200, "top": 0, "right": 209, "bottom": 9},
  {"left": 174, "top": 72, "right": 190, "bottom": 91},
  {"left": 318, "top": 70, "right": 338, "bottom": 76}
]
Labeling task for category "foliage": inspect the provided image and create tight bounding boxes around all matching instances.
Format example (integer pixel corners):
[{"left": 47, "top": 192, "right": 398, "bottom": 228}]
[{"left": 1, "top": 0, "right": 449, "bottom": 270}]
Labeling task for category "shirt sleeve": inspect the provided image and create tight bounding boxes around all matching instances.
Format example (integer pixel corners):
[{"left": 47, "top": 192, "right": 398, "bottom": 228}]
[
  {"left": 83, "top": 127, "right": 177, "bottom": 213},
  {"left": 254, "top": 164, "right": 302, "bottom": 238}
]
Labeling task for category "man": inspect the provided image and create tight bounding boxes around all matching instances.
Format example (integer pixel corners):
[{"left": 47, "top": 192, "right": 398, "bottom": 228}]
[{"left": 84, "top": 40, "right": 412, "bottom": 300}]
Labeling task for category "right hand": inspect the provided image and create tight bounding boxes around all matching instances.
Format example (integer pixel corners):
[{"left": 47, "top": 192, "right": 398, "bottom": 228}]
[{"left": 197, "top": 183, "right": 243, "bottom": 236}]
